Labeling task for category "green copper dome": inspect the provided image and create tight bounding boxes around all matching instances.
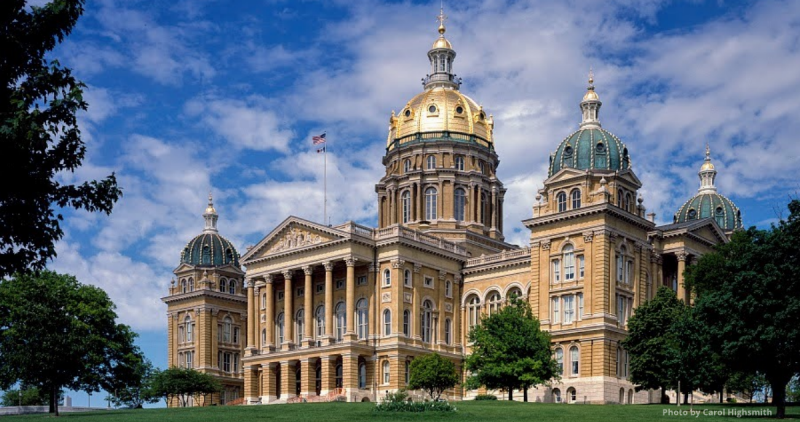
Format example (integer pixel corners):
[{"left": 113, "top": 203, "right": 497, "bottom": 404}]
[
  {"left": 179, "top": 193, "right": 241, "bottom": 268},
  {"left": 548, "top": 127, "right": 630, "bottom": 177},
  {"left": 180, "top": 232, "right": 240, "bottom": 268},
  {"left": 674, "top": 193, "right": 742, "bottom": 232}
]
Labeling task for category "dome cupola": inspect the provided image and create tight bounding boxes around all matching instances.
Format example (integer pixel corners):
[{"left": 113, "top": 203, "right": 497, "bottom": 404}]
[
  {"left": 180, "top": 193, "right": 240, "bottom": 268},
  {"left": 548, "top": 73, "right": 630, "bottom": 177},
  {"left": 673, "top": 145, "right": 743, "bottom": 233}
]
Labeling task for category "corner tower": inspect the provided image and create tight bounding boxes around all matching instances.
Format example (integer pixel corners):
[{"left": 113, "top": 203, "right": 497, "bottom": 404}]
[{"left": 376, "top": 10, "right": 511, "bottom": 256}]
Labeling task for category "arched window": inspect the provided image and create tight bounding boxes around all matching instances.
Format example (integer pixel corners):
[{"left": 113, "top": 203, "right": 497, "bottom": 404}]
[
  {"left": 356, "top": 299, "right": 368, "bottom": 339},
  {"left": 421, "top": 300, "right": 434, "bottom": 343},
  {"left": 188, "top": 278, "right": 194, "bottom": 292},
  {"left": 625, "top": 193, "right": 632, "bottom": 212},
  {"left": 628, "top": 389, "right": 634, "bottom": 404},
  {"left": 445, "top": 280, "right": 452, "bottom": 297},
  {"left": 383, "top": 269, "right": 391, "bottom": 287},
  {"left": 405, "top": 360, "right": 411, "bottom": 384},
  {"left": 181, "top": 279, "right": 187, "bottom": 294},
  {"left": 715, "top": 206, "right": 724, "bottom": 226},
  {"left": 454, "top": 155, "right": 464, "bottom": 170},
  {"left": 219, "top": 278, "right": 227, "bottom": 293},
  {"left": 383, "top": 309, "right": 391, "bottom": 336},
  {"left": 563, "top": 245, "right": 575, "bottom": 280},
  {"left": 276, "top": 313, "right": 285, "bottom": 345},
  {"left": 553, "top": 388, "right": 562, "bottom": 403},
  {"left": 404, "top": 269, "right": 411, "bottom": 287},
  {"left": 454, "top": 188, "right": 466, "bottom": 221},
  {"left": 404, "top": 159, "right": 411, "bottom": 173},
  {"left": 487, "top": 292, "right": 501, "bottom": 315},
  {"left": 295, "top": 308, "right": 304, "bottom": 344},
  {"left": 557, "top": 192, "right": 567, "bottom": 212},
  {"left": 401, "top": 191, "right": 411, "bottom": 223},
  {"left": 481, "top": 192, "right": 490, "bottom": 225},
  {"left": 555, "top": 348, "right": 564, "bottom": 374},
  {"left": 467, "top": 295, "right": 480, "bottom": 331},
  {"left": 617, "top": 246, "right": 626, "bottom": 283},
  {"left": 315, "top": 305, "right": 325, "bottom": 338},
  {"left": 427, "top": 155, "right": 436, "bottom": 169},
  {"left": 383, "top": 361, "right": 390, "bottom": 384},
  {"left": 261, "top": 328, "right": 266, "bottom": 346},
  {"left": 202, "top": 245, "right": 210, "bottom": 264},
  {"left": 567, "top": 387, "right": 577, "bottom": 404},
  {"left": 570, "top": 346, "right": 579, "bottom": 375},
  {"left": 425, "top": 187, "right": 438, "bottom": 220},
  {"left": 335, "top": 302, "right": 346, "bottom": 341},
  {"left": 444, "top": 318, "right": 452, "bottom": 345},
  {"left": 403, "top": 309, "right": 410, "bottom": 336},
  {"left": 185, "top": 316, "right": 193, "bottom": 342},
  {"left": 617, "top": 189, "right": 624, "bottom": 208},
  {"left": 359, "top": 362, "right": 367, "bottom": 389},
  {"left": 335, "top": 362, "right": 343, "bottom": 388},
  {"left": 261, "top": 293, "right": 267, "bottom": 309},
  {"left": 571, "top": 189, "right": 581, "bottom": 209},
  {"left": 229, "top": 280, "right": 236, "bottom": 295},
  {"left": 507, "top": 287, "right": 522, "bottom": 300},
  {"left": 223, "top": 316, "right": 232, "bottom": 343}
]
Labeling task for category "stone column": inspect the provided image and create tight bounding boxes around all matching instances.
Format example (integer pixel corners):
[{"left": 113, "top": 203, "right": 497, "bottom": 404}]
[
  {"left": 281, "top": 360, "right": 296, "bottom": 399},
  {"left": 491, "top": 188, "right": 497, "bottom": 229},
  {"left": 369, "top": 263, "right": 378, "bottom": 342},
  {"left": 246, "top": 278, "right": 255, "bottom": 353},
  {"left": 261, "top": 363, "right": 276, "bottom": 403},
  {"left": 412, "top": 263, "right": 422, "bottom": 339},
  {"left": 454, "top": 275, "right": 462, "bottom": 347},
  {"left": 342, "top": 353, "right": 357, "bottom": 397},
  {"left": 324, "top": 262, "right": 334, "bottom": 341},
  {"left": 345, "top": 257, "right": 357, "bottom": 339},
  {"left": 301, "top": 358, "right": 316, "bottom": 397},
  {"left": 392, "top": 259, "right": 405, "bottom": 335},
  {"left": 438, "top": 271, "right": 447, "bottom": 348},
  {"left": 677, "top": 252, "right": 687, "bottom": 303},
  {"left": 265, "top": 275, "right": 274, "bottom": 350},
  {"left": 320, "top": 356, "right": 335, "bottom": 395},
  {"left": 608, "top": 234, "right": 617, "bottom": 318},
  {"left": 303, "top": 266, "right": 313, "bottom": 346},
  {"left": 283, "top": 270, "right": 294, "bottom": 349},
  {"left": 244, "top": 365, "right": 259, "bottom": 403}
]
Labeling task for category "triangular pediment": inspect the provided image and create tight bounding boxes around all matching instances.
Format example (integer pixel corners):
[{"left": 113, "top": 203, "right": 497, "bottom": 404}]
[
  {"left": 687, "top": 219, "right": 728, "bottom": 244},
  {"left": 241, "top": 216, "right": 345, "bottom": 262}
]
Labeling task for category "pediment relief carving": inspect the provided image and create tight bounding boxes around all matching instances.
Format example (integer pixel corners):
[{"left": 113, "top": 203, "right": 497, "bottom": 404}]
[{"left": 265, "top": 225, "right": 332, "bottom": 254}]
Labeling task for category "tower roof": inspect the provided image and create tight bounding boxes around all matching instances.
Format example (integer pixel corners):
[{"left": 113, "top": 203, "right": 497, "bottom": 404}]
[{"left": 180, "top": 193, "right": 240, "bottom": 268}]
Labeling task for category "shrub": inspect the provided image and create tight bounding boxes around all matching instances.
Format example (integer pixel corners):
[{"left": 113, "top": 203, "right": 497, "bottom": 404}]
[
  {"left": 374, "top": 400, "right": 456, "bottom": 413},
  {"left": 474, "top": 394, "right": 498, "bottom": 401}
]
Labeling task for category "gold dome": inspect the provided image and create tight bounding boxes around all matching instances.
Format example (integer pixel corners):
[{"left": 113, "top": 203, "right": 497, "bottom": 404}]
[
  {"left": 432, "top": 36, "right": 453, "bottom": 50},
  {"left": 387, "top": 86, "right": 493, "bottom": 149},
  {"left": 700, "top": 161, "right": 715, "bottom": 171},
  {"left": 582, "top": 89, "right": 599, "bottom": 101}
]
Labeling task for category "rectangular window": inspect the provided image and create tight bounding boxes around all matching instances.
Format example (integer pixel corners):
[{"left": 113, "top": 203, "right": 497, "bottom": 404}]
[
  {"left": 617, "top": 255, "right": 623, "bottom": 282},
  {"left": 316, "top": 283, "right": 324, "bottom": 294},
  {"left": 223, "top": 353, "right": 231, "bottom": 372},
  {"left": 277, "top": 291, "right": 285, "bottom": 301},
  {"left": 404, "top": 271, "right": 412, "bottom": 287},
  {"left": 297, "top": 287, "right": 304, "bottom": 297},
  {"left": 625, "top": 261, "right": 633, "bottom": 285},
  {"left": 233, "top": 327, "right": 240, "bottom": 345},
  {"left": 233, "top": 353, "right": 239, "bottom": 373},
  {"left": 563, "top": 295, "right": 574, "bottom": 324},
  {"left": 186, "top": 351, "right": 193, "bottom": 368},
  {"left": 617, "top": 294, "right": 627, "bottom": 326},
  {"left": 445, "top": 281, "right": 452, "bottom": 297},
  {"left": 577, "top": 293, "right": 584, "bottom": 319},
  {"left": 564, "top": 252, "right": 575, "bottom": 280},
  {"left": 261, "top": 293, "right": 266, "bottom": 309},
  {"left": 336, "top": 279, "right": 345, "bottom": 290},
  {"left": 179, "top": 326, "right": 185, "bottom": 343},
  {"left": 552, "top": 297, "right": 560, "bottom": 323},
  {"left": 424, "top": 276, "right": 433, "bottom": 288},
  {"left": 217, "top": 325, "right": 222, "bottom": 342},
  {"left": 357, "top": 275, "right": 367, "bottom": 286},
  {"left": 578, "top": 255, "right": 585, "bottom": 278},
  {"left": 553, "top": 259, "right": 561, "bottom": 283}
]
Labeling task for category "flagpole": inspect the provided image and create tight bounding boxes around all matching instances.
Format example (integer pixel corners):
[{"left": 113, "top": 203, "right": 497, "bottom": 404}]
[{"left": 323, "top": 142, "right": 327, "bottom": 225}]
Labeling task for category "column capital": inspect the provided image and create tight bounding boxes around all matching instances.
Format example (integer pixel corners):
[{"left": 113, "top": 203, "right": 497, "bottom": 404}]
[
  {"left": 413, "top": 263, "right": 422, "bottom": 273},
  {"left": 391, "top": 259, "right": 405, "bottom": 269},
  {"left": 265, "top": 274, "right": 273, "bottom": 284},
  {"left": 438, "top": 270, "right": 447, "bottom": 280},
  {"left": 245, "top": 278, "right": 255, "bottom": 289},
  {"left": 582, "top": 232, "right": 594, "bottom": 243},
  {"left": 345, "top": 257, "right": 357, "bottom": 267},
  {"left": 302, "top": 266, "right": 313, "bottom": 276},
  {"left": 677, "top": 251, "right": 688, "bottom": 262},
  {"left": 282, "top": 269, "right": 294, "bottom": 280},
  {"left": 323, "top": 261, "right": 334, "bottom": 271}
]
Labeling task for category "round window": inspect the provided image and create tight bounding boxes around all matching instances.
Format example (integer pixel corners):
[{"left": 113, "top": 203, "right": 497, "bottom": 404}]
[
  {"left": 404, "top": 109, "right": 411, "bottom": 117},
  {"left": 564, "top": 146, "right": 573, "bottom": 155},
  {"left": 455, "top": 106, "right": 464, "bottom": 114},
  {"left": 688, "top": 209, "right": 697, "bottom": 219},
  {"left": 596, "top": 143, "right": 605, "bottom": 152},
  {"left": 429, "top": 105, "right": 437, "bottom": 113},
  {"left": 716, "top": 206, "right": 724, "bottom": 215}
]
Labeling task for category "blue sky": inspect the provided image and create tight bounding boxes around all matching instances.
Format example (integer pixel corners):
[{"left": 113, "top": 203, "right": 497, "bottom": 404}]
[{"left": 28, "top": 0, "right": 800, "bottom": 407}]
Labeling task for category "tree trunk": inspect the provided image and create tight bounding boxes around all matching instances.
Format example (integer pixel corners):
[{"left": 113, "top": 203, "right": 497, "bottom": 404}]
[
  {"left": 683, "top": 392, "right": 688, "bottom": 404},
  {"left": 51, "top": 386, "right": 59, "bottom": 417},
  {"left": 719, "top": 391, "right": 723, "bottom": 403},
  {"left": 508, "top": 388, "right": 513, "bottom": 401},
  {"left": 660, "top": 387, "right": 669, "bottom": 404},
  {"left": 771, "top": 378, "right": 787, "bottom": 419},
  {"left": 523, "top": 387, "right": 528, "bottom": 402}
]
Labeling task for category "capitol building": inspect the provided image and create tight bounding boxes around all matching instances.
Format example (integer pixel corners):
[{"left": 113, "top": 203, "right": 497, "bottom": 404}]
[{"left": 162, "top": 15, "right": 742, "bottom": 406}]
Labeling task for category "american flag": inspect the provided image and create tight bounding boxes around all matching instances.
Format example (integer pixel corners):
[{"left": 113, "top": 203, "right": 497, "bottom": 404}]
[{"left": 312, "top": 133, "right": 326, "bottom": 145}]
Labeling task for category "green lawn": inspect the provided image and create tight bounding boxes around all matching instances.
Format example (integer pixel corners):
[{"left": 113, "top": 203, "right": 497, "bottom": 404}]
[{"left": 3, "top": 402, "right": 797, "bottom": 421}]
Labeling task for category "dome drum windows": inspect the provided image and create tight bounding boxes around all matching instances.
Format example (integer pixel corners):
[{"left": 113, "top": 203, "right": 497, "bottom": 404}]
[{"left": 427, "top": 104, "right": 439, "bottom": 115}]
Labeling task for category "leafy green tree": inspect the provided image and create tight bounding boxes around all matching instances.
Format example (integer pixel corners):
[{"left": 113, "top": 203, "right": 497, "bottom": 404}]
[
  {"left": 0, "top": 0, "right": 122, "bottom": 278},
  {"left": 407, "top": 353, "right": 459, "bottom": 401},
  {"left": 465, "top": 298, "right": 558, "bottom": 401},
  {"left": 686, "top": 200, "right": 800, "bottom": 419},
  {"left": 0, "top": 386, "right": 48, "bottom": 406},
  {"left": 108, "top": 357, "right": 159, "bottom": 409},
  {"left": 622, "top": 287, "right": 682, "bottom": 403},
  {"left": 0, "top": 271, "right": 142, "bottom": 416},
  {"left": 149, "top": 367, "right": 221, "bottom": 407}
]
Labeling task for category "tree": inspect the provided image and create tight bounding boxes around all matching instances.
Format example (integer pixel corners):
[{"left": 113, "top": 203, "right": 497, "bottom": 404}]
[
  {"left": 0, "top": 270, "right": 142, "bottom": 416},
  {"left": 108, "top": 357, "right": 159, "bottom": 409},
  {"left": 0, "top": 386, "right": 48, "bottom": 407},
  {"left": 407, "top": 353, "right": 459, "bottom": 401},
  {"left": 686, "top": 200, "right": 800, "bottom": 419},
  {"left": 464, "top": 298, "right": 558, "bottom": 401},
  {"left": 622, "top": 287, "right": 683, "bottom": 403},
  {"left": 149, "top": 367, "right": 221, "bottom": 407},
  {"left": 0, "top": 0, "right": 122, "bottom": 278}
]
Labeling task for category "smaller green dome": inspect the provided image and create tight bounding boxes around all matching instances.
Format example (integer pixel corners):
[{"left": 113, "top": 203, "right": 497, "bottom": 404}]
[
  {"left": 674, "top": 193, "right": 742, "bottom": 232},
  {"left": 549, "top": 127, "right": 630, "bottom": 177},
  {"left": 181, "top": 232, "right": 240, "bottom": 268}
]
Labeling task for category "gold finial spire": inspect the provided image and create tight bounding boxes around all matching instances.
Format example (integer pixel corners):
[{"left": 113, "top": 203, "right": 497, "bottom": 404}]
[
  {"left": 437, "top": 3, "right": 447, "bottom": 34},
  {"left": 588, "top": 67, "right": 594, "bottom": 86},
  {"left": 700, "top": 143, "right": 716, "bottom": 172},
  {"left": 705, "top": 143, "right": 710, "bottom": 159},
  {"left": 205, "top": 191, "right": 216, "bottom": 214}
]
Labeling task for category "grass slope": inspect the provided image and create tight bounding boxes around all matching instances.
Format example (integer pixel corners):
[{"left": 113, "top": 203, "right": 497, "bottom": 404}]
[{"left": 3, "top": 402, "right": 796, "bottom": 421}]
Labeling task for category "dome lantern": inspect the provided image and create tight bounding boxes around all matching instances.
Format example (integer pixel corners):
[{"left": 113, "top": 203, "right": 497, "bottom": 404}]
[
  {"left": 180, "top": 193, "right": 240, "bottom": 268},
  {"left": 423, "top": 7, "right": 461, "bottom": 90},
  {"left": 698, "top": 144, "right": 717, "bottom": 194},
  {"left": 580, "top": 69, "right": 602, "bottom": 128},
  {"left": 203, "top": 192, "right": 218, "bottom": 233}
]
